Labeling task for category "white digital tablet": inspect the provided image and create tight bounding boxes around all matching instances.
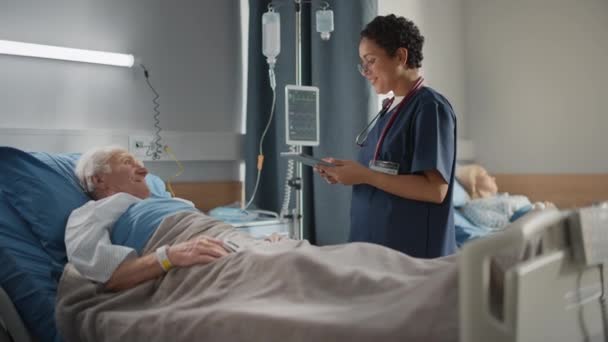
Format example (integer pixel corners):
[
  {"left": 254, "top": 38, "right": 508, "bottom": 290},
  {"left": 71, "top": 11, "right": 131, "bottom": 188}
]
[{"left": 280, "top": 152, "right": 334, "bottom": 168}]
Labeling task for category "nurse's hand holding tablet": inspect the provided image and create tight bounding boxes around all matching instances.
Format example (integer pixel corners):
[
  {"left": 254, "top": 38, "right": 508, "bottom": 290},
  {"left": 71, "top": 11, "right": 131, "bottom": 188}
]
[{"left": 315, "top": 159, "right": 372, "bottom": 186}]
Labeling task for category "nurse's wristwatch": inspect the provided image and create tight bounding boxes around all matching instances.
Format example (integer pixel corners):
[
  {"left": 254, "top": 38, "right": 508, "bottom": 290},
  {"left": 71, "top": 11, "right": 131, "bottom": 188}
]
[{"left": 155, "top": 245, "right": 173, "bottom": 272}]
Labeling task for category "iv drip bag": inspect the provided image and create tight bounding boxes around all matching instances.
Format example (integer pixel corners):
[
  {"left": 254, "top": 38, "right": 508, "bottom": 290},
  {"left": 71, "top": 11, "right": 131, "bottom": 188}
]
[
  {"left": 316, "top": 9, "right": 334, "bottom": 41},
  {"left": 262, "top": 10, "right": 280, "bottom": 65}
]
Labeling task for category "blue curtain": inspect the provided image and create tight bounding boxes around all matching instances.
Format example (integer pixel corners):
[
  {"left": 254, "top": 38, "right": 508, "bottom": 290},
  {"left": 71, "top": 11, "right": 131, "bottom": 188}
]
[{"left": 245, "top": 0, "right": 377, "bottom": 244}]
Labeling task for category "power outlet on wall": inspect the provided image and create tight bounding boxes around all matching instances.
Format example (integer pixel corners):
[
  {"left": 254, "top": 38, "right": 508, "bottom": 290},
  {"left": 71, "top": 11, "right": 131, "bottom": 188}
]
[{"left": 128, "top": 135, "right": 159, "bottom": 160}]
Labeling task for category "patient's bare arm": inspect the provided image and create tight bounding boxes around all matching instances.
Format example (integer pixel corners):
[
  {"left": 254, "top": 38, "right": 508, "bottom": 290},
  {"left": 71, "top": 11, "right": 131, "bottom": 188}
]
[
  {"left": 167, "top": 238, "right": 229, "bottom": 267},
  {"left": 104, "top": 237, "right": 229, "bottom": 291}
]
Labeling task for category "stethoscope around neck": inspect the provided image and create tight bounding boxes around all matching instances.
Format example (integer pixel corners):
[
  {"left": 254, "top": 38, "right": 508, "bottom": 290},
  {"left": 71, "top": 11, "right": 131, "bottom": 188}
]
[
  {"left": 355, "top": 97, "right": 396, "bottom": 147},
  {"left": 355, "top": 77, "right": 424, "bottom": 148}
]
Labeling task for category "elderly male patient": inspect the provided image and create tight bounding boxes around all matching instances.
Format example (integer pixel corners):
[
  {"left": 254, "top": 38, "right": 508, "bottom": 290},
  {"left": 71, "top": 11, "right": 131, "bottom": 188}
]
[{"left": 66, "top": 146, "right": 277, "bottom": 291}]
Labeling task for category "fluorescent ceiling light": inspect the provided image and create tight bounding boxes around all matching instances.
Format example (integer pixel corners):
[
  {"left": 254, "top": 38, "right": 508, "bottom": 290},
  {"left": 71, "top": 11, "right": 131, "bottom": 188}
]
[{"left": 0, "top": 39, "right": 134, "bottom": 67}]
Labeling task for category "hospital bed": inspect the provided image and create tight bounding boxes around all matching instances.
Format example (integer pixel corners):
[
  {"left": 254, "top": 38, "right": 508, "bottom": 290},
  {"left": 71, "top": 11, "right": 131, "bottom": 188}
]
[
  {"left": 2, "top": 208, "right": 606, "bottom": 341},
  {"left": 1, "top": 147, "right": 607, "bottom": 341}
]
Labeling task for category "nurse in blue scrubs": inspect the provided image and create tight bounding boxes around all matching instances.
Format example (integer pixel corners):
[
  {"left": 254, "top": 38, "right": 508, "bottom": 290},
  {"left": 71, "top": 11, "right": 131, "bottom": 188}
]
[{"left": 315, "top": 14, "right": 457, "bottom": 258}]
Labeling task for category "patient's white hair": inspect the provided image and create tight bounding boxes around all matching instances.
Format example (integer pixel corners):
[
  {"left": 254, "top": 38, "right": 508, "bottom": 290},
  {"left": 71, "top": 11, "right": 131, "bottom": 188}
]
[{"left": 75, "top": 146, "right": 127, "bottom": 193}]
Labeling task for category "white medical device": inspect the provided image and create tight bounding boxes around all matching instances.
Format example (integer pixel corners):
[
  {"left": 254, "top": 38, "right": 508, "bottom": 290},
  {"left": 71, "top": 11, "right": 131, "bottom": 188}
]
[
  {"left": 280, "top": 152, "right": 333, "bottom": 168},
  {"left": 285, "top": 85, "right": 320, "bottom": 146}
]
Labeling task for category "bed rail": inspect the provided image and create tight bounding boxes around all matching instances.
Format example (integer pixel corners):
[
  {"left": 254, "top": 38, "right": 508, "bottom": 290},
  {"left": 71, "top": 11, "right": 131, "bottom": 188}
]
[
  {"left": 0, "top": 287, "right": 35, "bottom": 342},
  {"left": 460, "top": 208, "right": 607, "bottom": 341}
]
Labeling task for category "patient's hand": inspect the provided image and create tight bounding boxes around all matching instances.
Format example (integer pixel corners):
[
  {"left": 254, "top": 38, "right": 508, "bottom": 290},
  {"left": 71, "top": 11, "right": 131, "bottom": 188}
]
[
  {"left": 168, "top": 238, "right": 229, "bottom": 268},
  {"left": 532, "top": 201, "right": 556, "bottom": 210},
  {"left": 265, "top": 233, "right": 286, "bottom": 243}
]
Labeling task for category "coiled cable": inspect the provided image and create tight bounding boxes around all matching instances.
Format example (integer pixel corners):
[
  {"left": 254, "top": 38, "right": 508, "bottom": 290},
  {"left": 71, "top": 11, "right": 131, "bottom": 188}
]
[
  {"left": 280, "top": 145, "right": 295, "bottom": 218},
  {"left": 140, "top": 64, "right": 164, "bottom": 160}
]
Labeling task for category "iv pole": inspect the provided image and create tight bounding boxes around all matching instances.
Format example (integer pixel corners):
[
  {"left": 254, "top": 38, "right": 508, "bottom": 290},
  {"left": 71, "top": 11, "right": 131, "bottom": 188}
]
[
  {"left": 259, "top": 0, "right": 332, "bottom": 240},
  {"left": 286, "top": 0, "right": 332, "bottom": 240},
  {"left": 290, "top": 0, "right": 304, "bottom": 241}
]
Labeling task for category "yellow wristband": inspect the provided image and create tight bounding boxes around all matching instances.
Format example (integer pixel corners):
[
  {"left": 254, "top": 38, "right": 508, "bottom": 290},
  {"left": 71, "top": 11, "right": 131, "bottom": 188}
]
[{"left": 155, "top": 245, "right": 173, "bottom": 272}]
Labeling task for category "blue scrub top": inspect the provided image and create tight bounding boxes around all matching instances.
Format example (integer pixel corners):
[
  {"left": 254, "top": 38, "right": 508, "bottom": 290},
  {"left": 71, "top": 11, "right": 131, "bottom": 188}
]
[{"left": 350, "top": 86, "right": 457, "bottom": 258}]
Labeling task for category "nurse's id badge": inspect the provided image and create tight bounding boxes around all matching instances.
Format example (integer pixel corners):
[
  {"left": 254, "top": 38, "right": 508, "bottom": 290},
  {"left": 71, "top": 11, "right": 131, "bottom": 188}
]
[{"left": 369, "top": 160, "right": 399, "bottom": 175}]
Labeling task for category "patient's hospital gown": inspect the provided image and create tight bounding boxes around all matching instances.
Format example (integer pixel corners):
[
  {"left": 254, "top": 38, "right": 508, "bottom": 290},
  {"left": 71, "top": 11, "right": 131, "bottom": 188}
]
[{"left": 460, "top": 194, "right": 531, "bottom": 230}]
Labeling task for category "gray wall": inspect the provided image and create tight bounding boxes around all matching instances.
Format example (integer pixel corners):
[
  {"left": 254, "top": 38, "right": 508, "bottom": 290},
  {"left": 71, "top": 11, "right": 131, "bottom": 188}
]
[
  {"left": 380, "top": 0, "right": 608, "bottom": 173},
  {"left": 0, "top": 0, "right": 243, "bottom": 180},
  {"left": 464, "top": 0, "right": 608, "bottom": 173},
  {"left": 378, "top": 0, "right": 467, "bottom": 137}
]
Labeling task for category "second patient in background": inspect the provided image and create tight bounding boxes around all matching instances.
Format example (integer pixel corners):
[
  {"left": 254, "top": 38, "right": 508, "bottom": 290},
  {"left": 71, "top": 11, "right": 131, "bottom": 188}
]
[{"left": 456, "top": 164, "right": 554, "bottom": 230}]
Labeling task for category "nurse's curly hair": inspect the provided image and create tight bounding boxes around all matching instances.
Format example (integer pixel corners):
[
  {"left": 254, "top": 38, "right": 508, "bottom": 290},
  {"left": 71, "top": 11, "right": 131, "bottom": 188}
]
[{"left": 360, "top": 14, "right": 424, "bottom": 69}]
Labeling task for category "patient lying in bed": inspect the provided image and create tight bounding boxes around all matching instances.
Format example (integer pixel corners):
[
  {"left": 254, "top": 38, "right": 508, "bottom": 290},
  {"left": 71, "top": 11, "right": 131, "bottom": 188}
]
[
  {"left": 57, "top": 146, "right": 460, "bottom": 342},
  {"left": 66, "top": 146, "right": 241, "bottom": 291},
  {"left": 456, "top": 164, "right": 553, "bottom": 230}
]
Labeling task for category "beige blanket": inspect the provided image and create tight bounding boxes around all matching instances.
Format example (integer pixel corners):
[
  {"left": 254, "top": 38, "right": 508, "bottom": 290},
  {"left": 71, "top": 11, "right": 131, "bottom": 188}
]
[{"left": 56, "top": 212, "right": 459, "bottom": 342}]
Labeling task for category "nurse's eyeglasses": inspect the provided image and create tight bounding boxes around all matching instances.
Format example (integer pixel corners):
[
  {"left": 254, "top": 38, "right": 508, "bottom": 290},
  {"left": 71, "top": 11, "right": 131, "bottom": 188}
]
[{"left": 357, "top": 58, "right": 376, "bottom": 76}]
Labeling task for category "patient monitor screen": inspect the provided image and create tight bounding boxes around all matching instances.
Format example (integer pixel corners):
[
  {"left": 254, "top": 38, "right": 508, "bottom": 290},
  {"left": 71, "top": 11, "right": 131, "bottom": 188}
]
[{"left": 285, "top": 85, "right": 319, "bottom": 146}]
